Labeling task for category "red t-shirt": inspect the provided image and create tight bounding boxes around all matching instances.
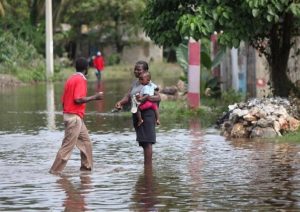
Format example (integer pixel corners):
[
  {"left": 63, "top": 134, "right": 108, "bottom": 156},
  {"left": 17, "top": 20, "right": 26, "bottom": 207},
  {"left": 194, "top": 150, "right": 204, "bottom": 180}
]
[
  {"left": 93, "top": 56, "right": 105, "bottom": 71},
  {"left": 61, "top": 73, "right": 87, "bottom": 118}
]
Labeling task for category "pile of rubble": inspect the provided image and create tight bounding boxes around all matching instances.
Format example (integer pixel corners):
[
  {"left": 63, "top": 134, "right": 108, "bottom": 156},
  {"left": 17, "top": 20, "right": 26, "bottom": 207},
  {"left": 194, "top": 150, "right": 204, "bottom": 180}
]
[{"left": 217, "top": 97, "right": 300, "bottom": 138}]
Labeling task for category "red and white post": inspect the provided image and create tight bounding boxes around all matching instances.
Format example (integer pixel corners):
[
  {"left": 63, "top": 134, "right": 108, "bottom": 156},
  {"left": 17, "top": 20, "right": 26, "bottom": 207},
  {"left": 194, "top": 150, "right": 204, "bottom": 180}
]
[{"left": 187, "top": 38, "right": 201, "bottom": 108}]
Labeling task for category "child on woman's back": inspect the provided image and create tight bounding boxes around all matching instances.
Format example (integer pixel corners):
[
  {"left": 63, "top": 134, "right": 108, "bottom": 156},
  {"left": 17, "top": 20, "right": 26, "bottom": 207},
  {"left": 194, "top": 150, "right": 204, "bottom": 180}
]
[{"left": 135, "top": 72, "right": 160, "bottom": 127}]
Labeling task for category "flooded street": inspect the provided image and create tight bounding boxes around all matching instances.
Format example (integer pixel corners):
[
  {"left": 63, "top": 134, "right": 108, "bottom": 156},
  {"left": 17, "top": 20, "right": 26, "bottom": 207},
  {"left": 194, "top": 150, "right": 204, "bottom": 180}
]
[{"left": 1, "top": 80, "right": 300, "bottom": 211}]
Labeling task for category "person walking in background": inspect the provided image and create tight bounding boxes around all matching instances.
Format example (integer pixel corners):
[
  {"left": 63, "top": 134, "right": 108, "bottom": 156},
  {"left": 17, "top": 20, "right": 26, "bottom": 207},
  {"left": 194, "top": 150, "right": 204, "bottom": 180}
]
[
  {"left": 93, "top": 51, "right": 105, "bottom": 82},
  {"left": 49, "top": 57, "right": 104, "bottom": 175},
  {"left": 115, "top": 60, "right": 160, "bottom": 166}
]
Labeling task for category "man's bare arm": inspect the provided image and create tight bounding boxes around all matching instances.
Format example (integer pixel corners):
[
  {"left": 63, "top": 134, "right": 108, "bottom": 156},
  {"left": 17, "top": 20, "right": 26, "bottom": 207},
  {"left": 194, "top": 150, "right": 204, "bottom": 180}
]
[{"left": 74, "top": 92, "right": 104, "bottom": 104}]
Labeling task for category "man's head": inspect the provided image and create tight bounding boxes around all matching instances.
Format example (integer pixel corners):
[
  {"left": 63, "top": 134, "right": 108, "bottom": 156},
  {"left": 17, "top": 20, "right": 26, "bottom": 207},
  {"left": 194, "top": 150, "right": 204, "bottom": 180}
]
[
  {"left": 75, "top": 57, "right": 89, "bottom": 75},
  {"left": 97, "top": 51, "right": 101, "bottom": 56}
]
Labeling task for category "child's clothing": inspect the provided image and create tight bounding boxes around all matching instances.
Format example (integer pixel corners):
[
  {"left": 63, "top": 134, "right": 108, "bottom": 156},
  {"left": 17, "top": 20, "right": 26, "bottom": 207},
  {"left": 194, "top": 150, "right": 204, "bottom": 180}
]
[
  {"left": 141, "top": 82, "right": 157, "bottom": 96},
  {"left": 139, "top": 82, "right": 158, "bottom": 111}
]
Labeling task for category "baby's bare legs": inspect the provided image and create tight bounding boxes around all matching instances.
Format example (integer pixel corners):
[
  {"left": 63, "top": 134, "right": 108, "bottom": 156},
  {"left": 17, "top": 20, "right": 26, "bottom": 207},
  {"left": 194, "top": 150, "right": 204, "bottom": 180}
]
[
  {"left": 155, "top": 109, "right": 160, "bottom": 125},
  {"left": 137, "top": 109, "right": 144, "bottom": 127}
]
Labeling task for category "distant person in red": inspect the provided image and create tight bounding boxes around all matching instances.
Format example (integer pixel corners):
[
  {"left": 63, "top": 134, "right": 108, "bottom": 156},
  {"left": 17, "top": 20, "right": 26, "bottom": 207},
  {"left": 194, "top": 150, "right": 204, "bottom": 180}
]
[
  {"left": 93, "top": 51, "right": 105, "bottom": 82},
  {"left": 49, "top": 57, "right": 104, "bottom": 174}
]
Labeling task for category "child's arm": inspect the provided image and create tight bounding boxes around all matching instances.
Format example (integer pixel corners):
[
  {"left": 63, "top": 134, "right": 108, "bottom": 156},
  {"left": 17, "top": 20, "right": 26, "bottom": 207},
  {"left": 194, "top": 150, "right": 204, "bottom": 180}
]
[
  {"left": 148, "top": 91, "right": 160, "bottom": 102},
  {"left": 149, "top": 83, "right": 160, "bottom": 102},
  {"left": 138, "top": 94, "right": 150, "bottom": 103}
]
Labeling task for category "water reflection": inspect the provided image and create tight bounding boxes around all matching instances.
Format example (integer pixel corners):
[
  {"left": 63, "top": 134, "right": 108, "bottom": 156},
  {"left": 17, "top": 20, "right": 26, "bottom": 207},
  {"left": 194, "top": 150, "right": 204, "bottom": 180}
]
[
  {"left": 2, "top": 79, "right": 300, "bottom": 210},
  {"left": 94, "top": 81, "right": 105, "bottom": 113},
  {"left": 57, "top": 173, "right": 92, "bottom": 212},
  {"left": 188, "top": 119, "right": 204, "bottom": 210},
  {"left": 226, "top": 139, "right": 300, "bottom": 209},
  {"left": 265, "top": 143, "right": 297, "bottom": 208},
  {"left": 46, "top": 82, "right": 56, "bottom": 130},
  {"left": 131, "top": 164, "right": 159, "bottom": 211}
]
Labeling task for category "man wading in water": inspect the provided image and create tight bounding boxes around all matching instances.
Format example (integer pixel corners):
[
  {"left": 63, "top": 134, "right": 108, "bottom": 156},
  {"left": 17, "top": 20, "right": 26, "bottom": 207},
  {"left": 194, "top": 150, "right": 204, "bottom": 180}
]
[{"left": 49, "top": 57, "right": 104, "bottom": 174}]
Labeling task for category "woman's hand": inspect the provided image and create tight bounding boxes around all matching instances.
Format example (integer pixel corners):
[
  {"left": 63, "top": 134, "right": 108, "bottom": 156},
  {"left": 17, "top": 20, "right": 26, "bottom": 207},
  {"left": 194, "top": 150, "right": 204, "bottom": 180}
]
[
  {"left": 115, "top": 101, "right": 123, "bottom": 109},
  {"left": 135, "top": 93, "right": 141, "bottom": 102},
  {"left": 115, "top": 89, "right": 131, "bottom": 109}
]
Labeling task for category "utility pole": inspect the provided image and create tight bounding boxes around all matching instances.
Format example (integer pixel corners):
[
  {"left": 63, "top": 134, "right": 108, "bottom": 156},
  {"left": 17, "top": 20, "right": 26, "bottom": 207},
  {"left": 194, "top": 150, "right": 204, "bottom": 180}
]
[{"left": 46, "top": 0, "right": 54, "bottom": 80}]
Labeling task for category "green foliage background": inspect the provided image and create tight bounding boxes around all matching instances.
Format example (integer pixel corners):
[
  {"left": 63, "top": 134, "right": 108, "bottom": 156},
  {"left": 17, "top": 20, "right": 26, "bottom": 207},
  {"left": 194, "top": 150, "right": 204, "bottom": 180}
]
[
  {"left": 142, "top": 0, "right": 300, "bottom": 97},
  {"left": 0, "top": 31, "right": 45, "bottom": 82}
]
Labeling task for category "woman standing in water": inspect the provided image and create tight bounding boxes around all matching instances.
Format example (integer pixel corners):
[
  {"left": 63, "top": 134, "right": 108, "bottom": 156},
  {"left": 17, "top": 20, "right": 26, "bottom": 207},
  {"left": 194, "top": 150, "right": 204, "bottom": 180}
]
[{"left": 115, "top": 61, "right": 160, "bottom": 165}]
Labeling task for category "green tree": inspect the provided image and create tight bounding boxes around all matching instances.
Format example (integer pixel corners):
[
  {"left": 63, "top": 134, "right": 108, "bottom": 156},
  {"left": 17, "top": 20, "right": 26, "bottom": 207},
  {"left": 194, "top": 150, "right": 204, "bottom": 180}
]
[
  {"left": 0, "top": 0, "right": 6, "bottom": 17},
  {"left": 62, "top": 0, "right": 145, "bottom": 55},
  {"left": 142, "top": 0, "right": 300, "bottom": 97},
  {"left": 0, "top": 0, "right": 46, "bottom": 53}
]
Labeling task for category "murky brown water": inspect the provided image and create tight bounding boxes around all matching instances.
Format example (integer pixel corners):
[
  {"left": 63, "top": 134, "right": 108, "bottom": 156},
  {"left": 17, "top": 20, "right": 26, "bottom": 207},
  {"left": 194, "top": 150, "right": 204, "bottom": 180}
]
[{"left": 1, "top": 79, "right": 300, "bottom": 211}]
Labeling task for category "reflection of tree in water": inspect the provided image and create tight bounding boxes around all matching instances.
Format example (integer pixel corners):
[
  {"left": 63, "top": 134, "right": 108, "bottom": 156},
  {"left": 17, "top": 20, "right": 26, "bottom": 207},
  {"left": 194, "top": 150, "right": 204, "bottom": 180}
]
[
  {"left": 57, "top": 174, "right": 92, "bottom": 212},
  {"left": 230, "top": 139, "right": 300, "bottom": 209},
  {"left": 264, "top": 143, "right": 299, "bottom": 209},
  {"left": 130, "top": 164, "right": 160, "bottom": 211}
]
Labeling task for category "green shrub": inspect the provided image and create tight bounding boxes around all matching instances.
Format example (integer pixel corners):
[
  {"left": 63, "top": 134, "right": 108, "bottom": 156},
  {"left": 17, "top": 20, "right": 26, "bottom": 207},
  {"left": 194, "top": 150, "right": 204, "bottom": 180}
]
[
  {"left": 107, "top": 53, "right": 121, "bottom": 65},
  {"left": 160, "top": 100, "right": 220, "bottom": 127},
  {"left": 0, "top": 31, "right": 45, "bottom": 82},
  {"left": 221, "top": 89, "right": 244, "bottom": 105}
]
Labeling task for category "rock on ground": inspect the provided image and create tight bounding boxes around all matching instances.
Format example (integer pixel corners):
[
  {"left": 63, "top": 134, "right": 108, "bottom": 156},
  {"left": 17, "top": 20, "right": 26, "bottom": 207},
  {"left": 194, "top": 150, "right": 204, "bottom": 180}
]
[{"left": 217, "top": 97, "right": 300, "bottom": 139}]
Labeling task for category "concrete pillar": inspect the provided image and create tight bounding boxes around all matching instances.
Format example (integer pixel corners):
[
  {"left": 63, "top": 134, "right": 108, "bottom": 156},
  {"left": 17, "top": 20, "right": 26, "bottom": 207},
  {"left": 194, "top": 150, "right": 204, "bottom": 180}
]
[
  {"left": 188, "top": 38, "right": 201, "bottom": 108},
  {"left": 46, "top": 0, "right": 54, "bottom": 80},
  {"left": 231, "top": 48, "right": 239, "bottom": 91}
]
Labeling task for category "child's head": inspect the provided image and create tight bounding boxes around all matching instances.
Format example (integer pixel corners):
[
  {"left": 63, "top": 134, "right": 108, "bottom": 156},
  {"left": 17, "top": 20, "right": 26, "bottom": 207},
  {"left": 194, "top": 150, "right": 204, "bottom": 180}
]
[{"left": 139, "top": 72, "right": 151, "bottom": 85}]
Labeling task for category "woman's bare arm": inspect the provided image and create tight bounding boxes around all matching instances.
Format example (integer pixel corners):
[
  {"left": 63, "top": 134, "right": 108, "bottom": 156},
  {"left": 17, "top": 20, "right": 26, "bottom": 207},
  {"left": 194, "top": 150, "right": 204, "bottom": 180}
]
[
  {"left": 115, "top": 87, "right": 131, "bottom": 109},
  {"left": 148, "top": 90, "right": 161, "bottom": 102}
]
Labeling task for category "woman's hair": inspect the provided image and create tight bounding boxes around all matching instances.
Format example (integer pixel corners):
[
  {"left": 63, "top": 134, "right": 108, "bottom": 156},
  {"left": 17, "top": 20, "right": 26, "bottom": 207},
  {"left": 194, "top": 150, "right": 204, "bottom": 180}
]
[{"left": 135, "top": 60, "right": 149, "bottom": 71}]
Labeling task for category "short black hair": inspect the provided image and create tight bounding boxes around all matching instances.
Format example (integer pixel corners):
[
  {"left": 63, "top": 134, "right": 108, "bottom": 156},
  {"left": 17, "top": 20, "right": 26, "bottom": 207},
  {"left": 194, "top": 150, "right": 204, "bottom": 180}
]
[{"left": 75, "top": 57, "right": 88, "bottom": 72}]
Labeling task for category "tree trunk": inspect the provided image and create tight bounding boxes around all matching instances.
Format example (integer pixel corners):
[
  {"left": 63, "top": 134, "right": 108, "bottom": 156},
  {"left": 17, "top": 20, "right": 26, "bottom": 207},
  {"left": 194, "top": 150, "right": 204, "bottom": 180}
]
[
  {"left": 269, "top": 13, "right": 294, "bottom": 97},
  {"left": 246, "top": 45, "right": 256, "bottom": 97},
  {"left": 53, "top": 0, "right": 73, "bottom": 29},
  {"left": 30, "top": 0, "right": 45, "bottom": 27},
  {"left": 116, "top": 39, "right": 124, "bottom": 54}
]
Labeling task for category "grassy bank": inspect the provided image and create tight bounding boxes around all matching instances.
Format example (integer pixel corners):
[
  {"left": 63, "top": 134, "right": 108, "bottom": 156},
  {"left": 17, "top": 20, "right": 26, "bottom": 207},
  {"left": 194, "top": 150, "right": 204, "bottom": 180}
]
[
  {"left": 277, "top": 130, "right": 300, "bottom": 142},
  {"left": 159, "top": 100, "right": 222, "bottom": 128},
  {"left": 60, "top": 61, "right": 183, "bottom": 82}
]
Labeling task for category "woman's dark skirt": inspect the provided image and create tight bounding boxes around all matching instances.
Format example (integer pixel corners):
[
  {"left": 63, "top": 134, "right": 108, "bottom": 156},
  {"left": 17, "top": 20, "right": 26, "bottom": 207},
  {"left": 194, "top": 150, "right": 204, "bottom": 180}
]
[{"left": 132, "top": 109, "right": 156, "bottom": 145}]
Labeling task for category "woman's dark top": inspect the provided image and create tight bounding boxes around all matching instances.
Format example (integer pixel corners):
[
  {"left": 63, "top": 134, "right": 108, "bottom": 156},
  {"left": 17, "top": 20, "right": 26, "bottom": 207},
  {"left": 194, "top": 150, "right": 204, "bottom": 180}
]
[{"left": 130, "top": 80, "right": 156, "bottom": 145}]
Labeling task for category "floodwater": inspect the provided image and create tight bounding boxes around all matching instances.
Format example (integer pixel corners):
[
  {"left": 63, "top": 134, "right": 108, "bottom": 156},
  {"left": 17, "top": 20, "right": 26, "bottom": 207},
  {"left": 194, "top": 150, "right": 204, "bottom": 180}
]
[{"left": 1, "top": 78, "right": 300, "bottom": 211}]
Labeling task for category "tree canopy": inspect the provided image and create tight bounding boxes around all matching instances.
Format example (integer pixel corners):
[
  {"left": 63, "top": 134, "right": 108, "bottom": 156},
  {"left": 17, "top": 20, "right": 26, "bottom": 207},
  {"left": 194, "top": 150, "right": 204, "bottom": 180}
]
[
  {"left": 142, "top": 0, "right": 300, "bottom": 97},
  {"left": 61, "top": 0, "right": 145, "bottom": 54},
  {"left": 0, "top": 0, "right": 145, "bottom": 57}
]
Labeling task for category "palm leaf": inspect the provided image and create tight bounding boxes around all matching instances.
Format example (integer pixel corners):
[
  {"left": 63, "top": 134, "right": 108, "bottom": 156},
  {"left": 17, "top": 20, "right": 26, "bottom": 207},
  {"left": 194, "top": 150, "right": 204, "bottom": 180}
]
[
  {"left": 176, "top": 43, "right": 188, "bottom": 72},
  {"left": 211, "top": 47, "right": 226, "bottom": 68}
]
